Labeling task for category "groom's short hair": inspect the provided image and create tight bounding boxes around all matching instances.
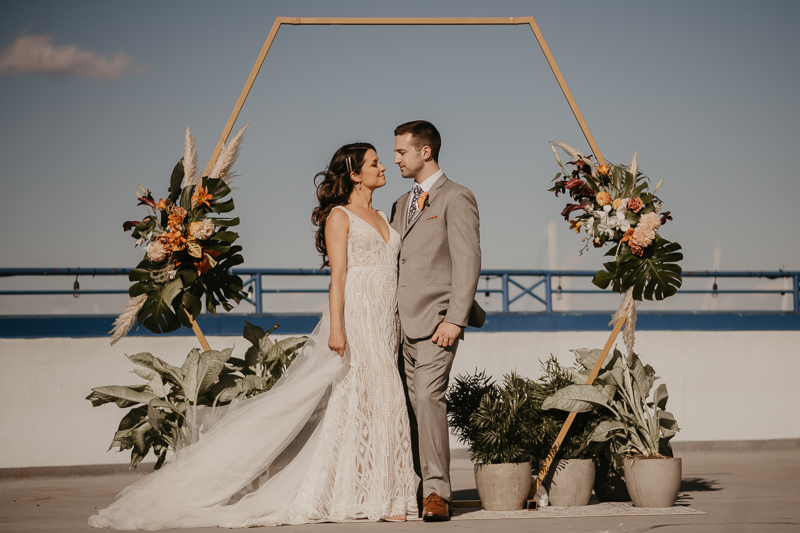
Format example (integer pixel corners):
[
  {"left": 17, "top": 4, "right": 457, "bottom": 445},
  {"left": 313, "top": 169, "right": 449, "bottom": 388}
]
[{"left": 394, "top": 120, "right": 441, "bottom": 163}]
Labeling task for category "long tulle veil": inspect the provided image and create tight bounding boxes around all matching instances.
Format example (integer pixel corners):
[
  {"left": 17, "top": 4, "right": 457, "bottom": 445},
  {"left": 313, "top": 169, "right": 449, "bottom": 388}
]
[{"left": 89, "top": 308, "right": 345, "bottom": 530}]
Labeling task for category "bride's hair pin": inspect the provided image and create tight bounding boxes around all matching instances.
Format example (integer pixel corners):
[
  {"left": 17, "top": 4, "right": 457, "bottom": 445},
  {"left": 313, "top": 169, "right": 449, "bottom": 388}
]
[{"left": 345, "top": 156, "right": 353, "bottom": 174}]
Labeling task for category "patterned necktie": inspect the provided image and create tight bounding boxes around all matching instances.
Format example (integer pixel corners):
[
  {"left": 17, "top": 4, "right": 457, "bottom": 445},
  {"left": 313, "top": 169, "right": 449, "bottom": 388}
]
[{"left": 408, "top": 184, "right": 423, "bottom": 224}]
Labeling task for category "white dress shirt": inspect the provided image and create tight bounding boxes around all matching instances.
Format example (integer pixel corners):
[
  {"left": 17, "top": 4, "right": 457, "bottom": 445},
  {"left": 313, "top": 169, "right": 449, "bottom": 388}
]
[{"left": 407, "top": 170, "right": 444, "bottom": 221}]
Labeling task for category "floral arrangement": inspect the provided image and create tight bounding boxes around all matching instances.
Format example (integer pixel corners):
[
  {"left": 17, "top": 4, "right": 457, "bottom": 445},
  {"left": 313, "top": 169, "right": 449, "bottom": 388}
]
[
  {"left": 548, "top": 141, "right": 682, "bottom": 303},
  {"left": 110, "top": 126, "right": 249, "bottom": 343}
]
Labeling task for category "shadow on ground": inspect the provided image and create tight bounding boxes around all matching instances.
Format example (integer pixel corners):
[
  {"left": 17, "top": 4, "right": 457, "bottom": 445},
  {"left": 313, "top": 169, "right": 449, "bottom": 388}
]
[{"left": 681, "top": 477, "right": 722, "bottom": 492}]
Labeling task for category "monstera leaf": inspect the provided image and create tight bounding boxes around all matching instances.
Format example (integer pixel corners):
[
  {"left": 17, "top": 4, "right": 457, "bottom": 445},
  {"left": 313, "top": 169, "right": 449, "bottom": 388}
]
[{"left": 593, "top": 234, "right": 683, "bottom": 301}]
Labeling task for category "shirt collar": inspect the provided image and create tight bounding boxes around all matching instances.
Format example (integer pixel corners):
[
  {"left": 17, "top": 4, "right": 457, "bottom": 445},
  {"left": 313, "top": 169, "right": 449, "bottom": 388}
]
[{"left": 414, "top": 170, "right": 443, "bottom": 193}]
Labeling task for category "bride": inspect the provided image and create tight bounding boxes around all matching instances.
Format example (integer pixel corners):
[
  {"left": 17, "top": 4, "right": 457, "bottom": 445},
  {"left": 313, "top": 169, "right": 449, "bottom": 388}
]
[{"left": 89, "top": 143, "right": 417, "bottom": 529}]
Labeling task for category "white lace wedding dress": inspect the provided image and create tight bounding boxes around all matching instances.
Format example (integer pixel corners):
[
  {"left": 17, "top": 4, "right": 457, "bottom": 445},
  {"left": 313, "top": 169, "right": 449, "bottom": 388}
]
[{"left": 89, "top": 206, "right": 417, "bottom": 529}]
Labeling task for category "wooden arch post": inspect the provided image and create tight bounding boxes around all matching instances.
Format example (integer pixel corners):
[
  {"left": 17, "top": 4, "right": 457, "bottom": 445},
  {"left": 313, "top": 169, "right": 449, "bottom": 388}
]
[{"left": 193, "top": 16, "right": 621, "bottom": 508}]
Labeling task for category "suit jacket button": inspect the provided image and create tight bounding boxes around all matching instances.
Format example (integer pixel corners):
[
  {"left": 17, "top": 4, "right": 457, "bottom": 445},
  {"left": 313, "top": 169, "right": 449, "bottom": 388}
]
[{"left": 401, "top": 259, "right": 406, "bottom": 264}]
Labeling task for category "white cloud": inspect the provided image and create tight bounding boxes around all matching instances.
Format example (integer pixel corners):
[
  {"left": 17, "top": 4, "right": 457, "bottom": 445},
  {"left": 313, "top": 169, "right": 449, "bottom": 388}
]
[{"left": 0, "top": 34, "right": 147, "bottom": 80}]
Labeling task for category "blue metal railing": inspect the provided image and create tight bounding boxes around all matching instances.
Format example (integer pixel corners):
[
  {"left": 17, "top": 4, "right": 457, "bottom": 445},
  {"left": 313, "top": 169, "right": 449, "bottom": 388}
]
[{"left": 1, "top": 268, "right": 798, "bottom": 314}]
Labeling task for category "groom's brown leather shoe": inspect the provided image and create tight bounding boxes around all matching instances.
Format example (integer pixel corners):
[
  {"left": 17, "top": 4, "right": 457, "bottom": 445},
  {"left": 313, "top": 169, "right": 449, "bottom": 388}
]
[{"left": 422, "top": 492, "right": 451, "bottom": 522}]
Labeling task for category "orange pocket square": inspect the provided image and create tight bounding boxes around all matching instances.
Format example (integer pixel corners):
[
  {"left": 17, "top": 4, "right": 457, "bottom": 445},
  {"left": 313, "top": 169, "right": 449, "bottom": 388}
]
[{"left": 426, "top": 215, "right": 438, "bottom": 220}]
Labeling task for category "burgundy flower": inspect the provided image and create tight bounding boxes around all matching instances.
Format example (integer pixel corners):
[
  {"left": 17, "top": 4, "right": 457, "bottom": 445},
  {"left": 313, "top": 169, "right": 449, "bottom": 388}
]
[
  {"left": 660, "top": 211, "right": 673, "bottom": 225},
  {"left": 564, "top": 178, "right": 584, "bottom": 190},
  {"left": 137, "top": 190, "right": 157, "bottom": 209},
  {"left": 123, "top": 220, "right": 140, "bottom": 232},
  {"left": 568, "top": 155, "right": 594, "bottom": 176},
  {"left": 549, "top": 180, "right": 568, "bottom": 197},
  {"left": 561, "top": 203, "right": 585, "bottom": 220}
]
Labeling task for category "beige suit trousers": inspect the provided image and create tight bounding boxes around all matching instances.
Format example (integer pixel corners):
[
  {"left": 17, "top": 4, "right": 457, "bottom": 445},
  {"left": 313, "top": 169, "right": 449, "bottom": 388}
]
[{"left": 400, "top": 331, "right": 459, "bottom": 502}]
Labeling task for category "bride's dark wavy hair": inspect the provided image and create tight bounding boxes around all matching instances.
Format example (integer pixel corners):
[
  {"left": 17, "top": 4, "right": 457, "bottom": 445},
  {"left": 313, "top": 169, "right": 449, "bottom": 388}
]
[{"left": 312, "top": 142, "right": 376, "bottom": 267}]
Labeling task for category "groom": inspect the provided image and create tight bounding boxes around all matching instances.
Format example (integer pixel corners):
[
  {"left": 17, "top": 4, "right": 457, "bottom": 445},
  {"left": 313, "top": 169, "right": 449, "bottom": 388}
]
[{"left": 390, "top": 120, "right": 485, "bottom": 522}]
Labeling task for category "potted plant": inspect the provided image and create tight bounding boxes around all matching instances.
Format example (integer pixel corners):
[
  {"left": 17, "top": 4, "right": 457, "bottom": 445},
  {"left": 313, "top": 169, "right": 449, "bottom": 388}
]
[
  {"left": 542, "top": 347, "right": 681, "bottom": 507},
  {"left": 447, "top": 358, "right": 603, "bottom": 510},
  {"left": 446, "top": 371, "right": 534, "bottom": 511},
  {"left": 87, "top": 321, "right": 307, "bottom": 469}
]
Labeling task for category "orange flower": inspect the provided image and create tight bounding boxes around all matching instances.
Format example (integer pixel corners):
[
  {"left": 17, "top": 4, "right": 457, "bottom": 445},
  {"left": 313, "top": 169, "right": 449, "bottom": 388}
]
[
  {"left": 621, "top": 228, "right": 643, "bottom": 256},
  {"left": 569, "top": 218, "right": 583, "bottom": 234},
  {"left": 166, "top": 229, "right": 186, "bottom": 251},
  {"left": 596, "top": 191, "right": 612, "bottom": 206},
  {"left": 612, "top": 198, "right": 623, "bottom": 210},
  {"left": 168, "top": 206, "right": 187, "bottom": 230},
  {"left": 621, "top": 228, "right": 634, "bottom": 245},
  {"left": 155, "top": 198, "right": 170, "bottom": 211},
  {"left": 597, "top": 164, "right": 611, "bottom": 175},
  {"left": 417, "top": 191, "right": 429, "bottom": 210},
  {"left": 192, "top": 186, "right": 213, "bottom": 209}
]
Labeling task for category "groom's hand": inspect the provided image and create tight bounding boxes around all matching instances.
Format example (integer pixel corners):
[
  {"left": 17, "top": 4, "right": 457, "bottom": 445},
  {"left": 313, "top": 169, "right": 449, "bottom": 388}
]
[{"left": 431, "top": 321, "right": 462, "bottom": 348}]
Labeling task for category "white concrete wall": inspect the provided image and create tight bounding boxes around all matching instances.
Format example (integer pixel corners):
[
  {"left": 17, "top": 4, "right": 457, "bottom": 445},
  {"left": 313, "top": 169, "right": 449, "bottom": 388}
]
[{"left": 1, "top": 330, "right": 798, "bottom": 469}]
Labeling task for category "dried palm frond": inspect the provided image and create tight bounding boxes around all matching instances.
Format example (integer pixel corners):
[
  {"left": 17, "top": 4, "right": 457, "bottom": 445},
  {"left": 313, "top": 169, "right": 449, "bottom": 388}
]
[
  {"left": 109, "top": 294, "right": 148, "bottom": 345},
  {"left": 548, "top": 141, "right": 585, "bottom": 163},
  {"left": 629, "top": 150, "right": 639, "bottom": 180},
  {"left": 182, "top": 127, "right": 199, "bottom": 187},
  {"left": 209, "top": 123, "right": 249, "bottom": 185}
]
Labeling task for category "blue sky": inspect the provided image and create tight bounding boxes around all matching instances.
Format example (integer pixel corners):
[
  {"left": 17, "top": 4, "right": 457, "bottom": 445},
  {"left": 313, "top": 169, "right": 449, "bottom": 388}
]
[{"left": 1, "top": 0, "right": 799, "bottom": 314}]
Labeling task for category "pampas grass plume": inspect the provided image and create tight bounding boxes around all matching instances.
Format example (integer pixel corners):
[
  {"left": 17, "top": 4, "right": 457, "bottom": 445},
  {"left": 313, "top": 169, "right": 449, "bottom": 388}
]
[
  {"left": 109, "top": 294, "right": 147, "bottom": 345},
  {"left": 548, "top": 141, "right": 584, "bottom": 163},
  {"left": 629, "top": 151, "right": 639, "bottom": 180},
  {"left": 209, "top": 123, "right": 248, "bottom": 185},
  {"left": 182, "top": 127, "right": 199, "bottom": 187}
]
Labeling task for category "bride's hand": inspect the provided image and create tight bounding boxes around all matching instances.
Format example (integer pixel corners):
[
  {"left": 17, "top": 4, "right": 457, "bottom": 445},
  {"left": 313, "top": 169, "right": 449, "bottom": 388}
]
[{"left": 328, "top": 329, "right": 346, "bottom": 357}]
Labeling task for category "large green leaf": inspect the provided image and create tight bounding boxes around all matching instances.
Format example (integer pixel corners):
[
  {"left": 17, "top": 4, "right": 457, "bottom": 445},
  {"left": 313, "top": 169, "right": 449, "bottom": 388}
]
[
  {"left": 212, "top": 231, "right": 239, "bottom": 244},
  {"left": 658, "top": 410, "right": 680, "bottom": 439},
  {"left": 652, "top": 383, "right": 669, "bottom": 410},
  {"left": 133, "top": 368, "right": 166, "bottom": 398},
  {"left": 168, "top": 160, "right": 185, "bottom": 205},
  {"left": 203, "top": 176, "right": 231, "bottom": 200},
  {"left": 541, "top": 384, "right": 610, "bottom": 413},
  {"left": 211, "top": 217, "right": 240, "bottom": 227},
  {"left": 593, "top": 235, "right": 683, "bottom": 300},
  {"left": 109, "top": 406, "right": 148, "bottom": 451},
  {"left": 138, "top": 278, "right": 184, "bottom": 334},
  {"left": 212, "top": 199, "right": 235, "bottom": 214},
  {"left": 265, "top": 337, "right": 307, "bottom": 363},
  {"left": 588, "top": 419, "right": 627, "bottom": 443},
  {"left": 90, "top": 386, "right": 160, "bottom": 407},
  {"left": 180, "top": 348, "right": 232, "bottom": 404},
  {"left": 215, "top": 375, "right": 269, "bottom": 403}
]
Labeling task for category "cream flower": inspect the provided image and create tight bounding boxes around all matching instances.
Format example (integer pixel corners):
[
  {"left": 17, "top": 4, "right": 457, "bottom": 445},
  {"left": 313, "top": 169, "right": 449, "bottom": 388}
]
[
  {"left": 611, "top": 203, "right": 631, "bottom": 233},
  {"left": 632, "top": 225, "right": 656, "bottom": 249},
  {"left": 190, "top": 218, "right": 215, "bottom": 240},
  {"left": 638, "top": 212, "right": 662, "bottom": 232},
  {"left": 146, "top": 240, "right": 170, "bottom": 263},
  {"left": 584, "top": 216, "right": 596, "bottom": 238},
  {"left": 596, "top": 205, "right": 615, "bottom": 238}
]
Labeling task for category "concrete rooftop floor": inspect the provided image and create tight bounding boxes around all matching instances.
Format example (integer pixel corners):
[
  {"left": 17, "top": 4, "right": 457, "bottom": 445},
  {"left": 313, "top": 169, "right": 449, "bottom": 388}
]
[{"left": 2, "top": 446, "right": 798, "bottom": 533}]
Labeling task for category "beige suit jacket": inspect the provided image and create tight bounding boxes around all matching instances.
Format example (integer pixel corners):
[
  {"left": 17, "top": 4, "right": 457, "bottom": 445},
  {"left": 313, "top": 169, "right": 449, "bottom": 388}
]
[{"left": 390, "top": 174, "right": 485, "bottom": 340}]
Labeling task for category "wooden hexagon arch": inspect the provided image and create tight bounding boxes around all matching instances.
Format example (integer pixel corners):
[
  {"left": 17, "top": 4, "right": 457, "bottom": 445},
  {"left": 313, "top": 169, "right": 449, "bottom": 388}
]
[
  {"left": 201, "top": 16, "right": 607, "bottom": 175},
  {"left": 198, "top": 17, "right": 619, "bottom": 508}
]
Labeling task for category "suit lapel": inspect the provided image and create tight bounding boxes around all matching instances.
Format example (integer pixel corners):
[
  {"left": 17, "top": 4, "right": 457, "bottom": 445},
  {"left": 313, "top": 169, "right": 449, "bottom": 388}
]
[{"left": 404, "top": 174, "right": 448, "bottom": 238}]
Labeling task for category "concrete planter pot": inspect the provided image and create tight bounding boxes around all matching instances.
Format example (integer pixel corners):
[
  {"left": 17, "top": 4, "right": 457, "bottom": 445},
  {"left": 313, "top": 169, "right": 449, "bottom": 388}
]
[
  {"left": 624, "top": 457, "right": 682, "bottom": 507},
  {"left": 543, "top": 458, "right": 596, "bottom": 506},
  {"left": 474, "top": 462, "right": 532, "bottom": 511}
]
